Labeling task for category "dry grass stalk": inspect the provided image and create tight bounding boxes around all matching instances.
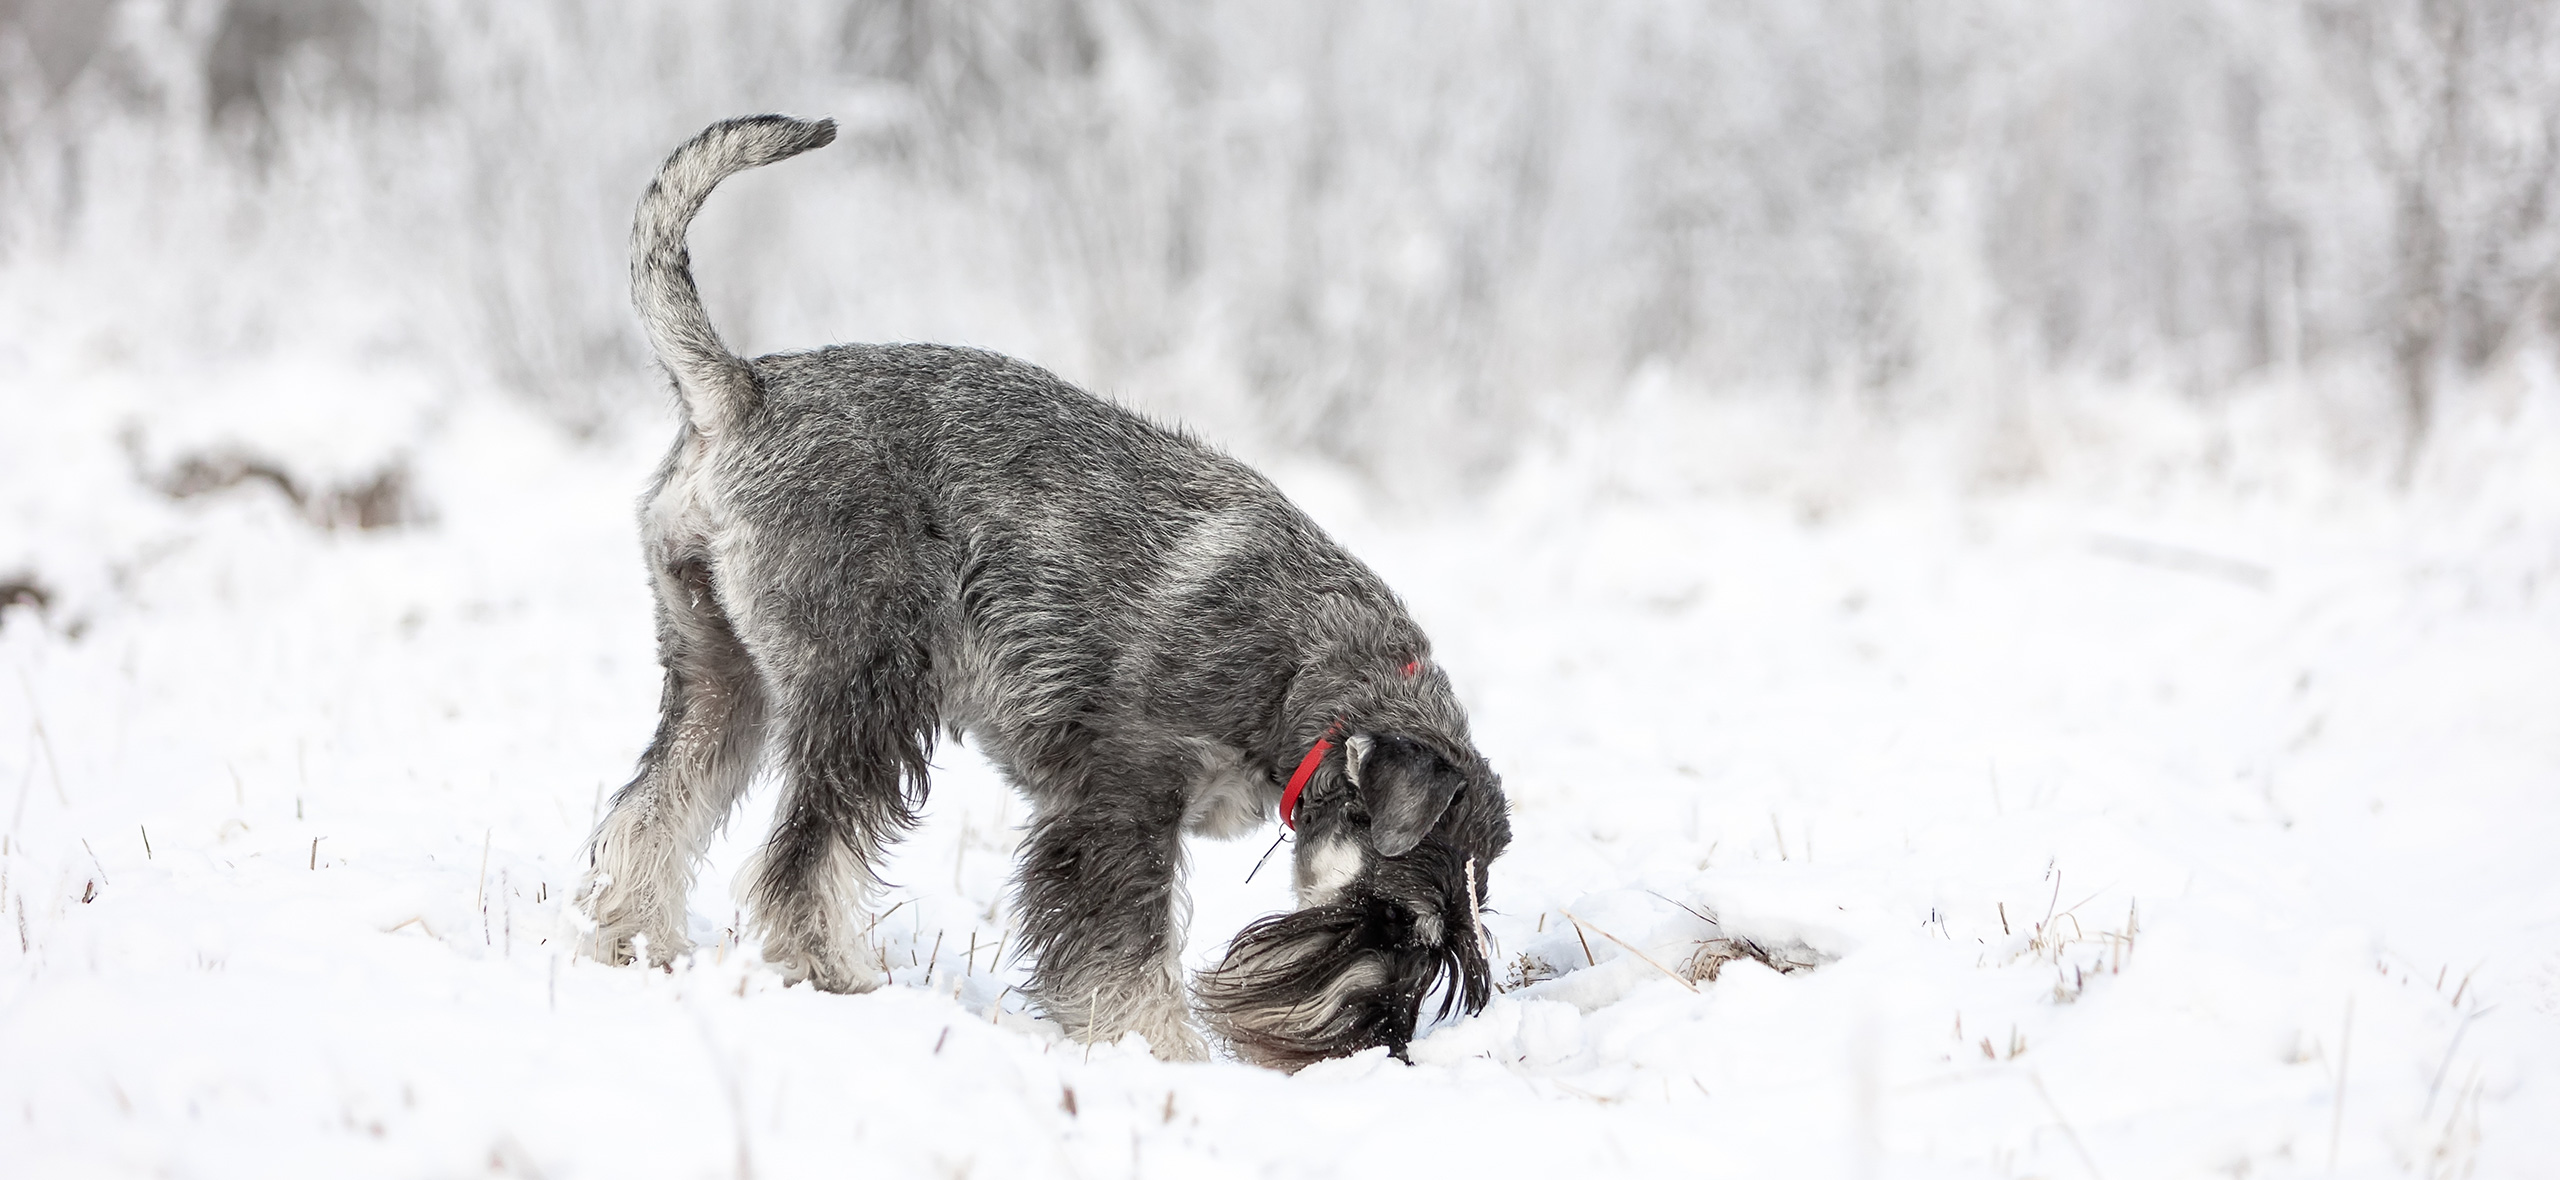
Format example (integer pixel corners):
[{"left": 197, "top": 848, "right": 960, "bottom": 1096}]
[
  {"left": 1560, "top": 910, "right": 1697, "bottom": 993},
  {"left": 1463, "top": 856, "right": 1492, "bottom": 968}
]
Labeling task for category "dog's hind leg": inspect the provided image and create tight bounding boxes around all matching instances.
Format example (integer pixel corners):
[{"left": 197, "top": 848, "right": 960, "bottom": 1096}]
[
  {"left": 579, "top": 556, "right": 768, "bottom": 968},
  {"left": 735, "top": 570, "right": 938, "bottom": 994},
  {"left": 1013, "top": 735, "right": 1209, "bottom": 1060}
]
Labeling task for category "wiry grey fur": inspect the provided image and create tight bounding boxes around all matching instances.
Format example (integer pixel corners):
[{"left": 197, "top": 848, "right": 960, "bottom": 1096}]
[{"left": 576, "top": 115, "right": 1513, "bottom": 1067}]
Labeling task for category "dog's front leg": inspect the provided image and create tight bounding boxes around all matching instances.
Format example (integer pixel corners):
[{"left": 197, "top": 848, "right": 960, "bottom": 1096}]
[{"left": 1012, "top": 739, "right": 1207, "bottom": 1061}]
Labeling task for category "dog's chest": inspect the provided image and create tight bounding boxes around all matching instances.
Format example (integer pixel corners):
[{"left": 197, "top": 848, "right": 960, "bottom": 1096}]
[{"left": 1180, "top": 743, "right": 1271, "bottom": 839}]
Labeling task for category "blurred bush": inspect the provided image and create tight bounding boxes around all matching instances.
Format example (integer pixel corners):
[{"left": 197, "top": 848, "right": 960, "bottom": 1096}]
[{"left": 1, "top": 0, "right": 2554, "bottom": 480}]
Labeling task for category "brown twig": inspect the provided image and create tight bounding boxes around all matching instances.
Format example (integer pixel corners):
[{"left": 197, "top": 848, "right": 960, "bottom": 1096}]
[
  {"left": 1644, "top": 890, "right": 1719, "bottom": 928},
  {"left": 1463, "top": 857, "right": 1491, "bottom": 967},
  {"left": 1561, "top": 910, "right": 1698, "bottom": 993}
]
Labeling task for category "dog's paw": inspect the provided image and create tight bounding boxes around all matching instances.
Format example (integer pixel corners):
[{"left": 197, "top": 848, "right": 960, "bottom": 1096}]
[
  {"left": 764, "top": 939, "right": 884, "bottom": 994},
  {"left": 574, "top": 872, "right": 693, "bottom": 968},
  {"left": 1050, "top": 984, "right": 1205, "bottom": 1060},
  {"left": 587, "top": 923, "right": 694, "bottom": 970},
  {"left": 1143, "top": 1021, "right": 1211, "bottom": 1063}
]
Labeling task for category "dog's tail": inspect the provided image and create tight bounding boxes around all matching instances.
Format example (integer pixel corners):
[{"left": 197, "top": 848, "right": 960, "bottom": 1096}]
[{"left": 630, "top": 114, "right": 837, "bottom": 433}]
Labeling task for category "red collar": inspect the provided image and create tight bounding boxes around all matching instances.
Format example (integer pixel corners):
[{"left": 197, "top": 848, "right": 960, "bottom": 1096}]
[{"left": 1278, "top": 722, "right": 1340, "bottom": 830}]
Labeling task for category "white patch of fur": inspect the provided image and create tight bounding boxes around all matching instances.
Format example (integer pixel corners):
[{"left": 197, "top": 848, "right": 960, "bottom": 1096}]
[
  {"left": 1155, "top": 505, "right": 1261, "bottom": 601},
  {"left": 1342, "top": 732, "right": 1374, "bottom": 786},
  {"left": 1181, "top": 742, "right": 1267, "bottom": 838},
  {"left": 1294, "top": 834, "right": 1366, "bottom": 907},
  {"left": 644, "top": 431, "right": 727, "bottom": 556},
  {"left": 1308, "top": 957, "right": 1388, "bottom": 1021},
  {"left": 1085, "top": 974, "right": 1208, "bottom": 1061},
  {"left": 933, "top": 625, "right": 1006, "bottom": 743},
  {"left": 1220, "top": 956, "right": 1387, "bottom": 1043},
  {"left": 580, "top": 798, "right": 697, "bottom": 965}
]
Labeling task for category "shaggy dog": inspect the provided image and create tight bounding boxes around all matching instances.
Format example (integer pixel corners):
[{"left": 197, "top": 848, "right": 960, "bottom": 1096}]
[{"left": 576, "top": 115, "right": 1510, "bottom": 1066}]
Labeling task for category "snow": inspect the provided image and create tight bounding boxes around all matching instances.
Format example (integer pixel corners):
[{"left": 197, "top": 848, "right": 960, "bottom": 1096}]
[
  {"left": 3, "top": 347, "right": 2555, "bottom": 1179},
  {"left": 7, "top": 2, "right": 2558, "bottom": 1170}
]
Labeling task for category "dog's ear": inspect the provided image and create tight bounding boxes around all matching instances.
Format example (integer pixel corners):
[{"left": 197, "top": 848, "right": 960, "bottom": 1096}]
[{"left": 1344, "top": 734, "right": 1462, "bottom": 857}]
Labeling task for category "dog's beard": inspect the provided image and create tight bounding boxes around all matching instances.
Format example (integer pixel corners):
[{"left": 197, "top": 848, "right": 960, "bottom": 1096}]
[{"left": 1195, "top": 857, "right": 1493, "bottom": 1069}]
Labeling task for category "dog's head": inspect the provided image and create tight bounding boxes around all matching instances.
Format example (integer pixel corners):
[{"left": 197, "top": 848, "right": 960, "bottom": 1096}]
[{"left": 1197, "top": 730, "right": 1511, "bottom": 1069}]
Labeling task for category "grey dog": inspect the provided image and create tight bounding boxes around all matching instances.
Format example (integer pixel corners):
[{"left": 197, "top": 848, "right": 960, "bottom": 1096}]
[{"left": 575, "top": 115, "right": 1512, "bottom": 1066}]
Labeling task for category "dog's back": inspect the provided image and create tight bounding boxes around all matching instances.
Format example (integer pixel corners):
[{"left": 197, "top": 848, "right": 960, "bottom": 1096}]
[{"left": 732, "top": 340, "right": 1439, "bottom": 789}]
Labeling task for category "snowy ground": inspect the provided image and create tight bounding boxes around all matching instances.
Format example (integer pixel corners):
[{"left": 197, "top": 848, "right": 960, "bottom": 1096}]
[{"left": 2, "top": 355, "right": 2557, "bottom": 1179}]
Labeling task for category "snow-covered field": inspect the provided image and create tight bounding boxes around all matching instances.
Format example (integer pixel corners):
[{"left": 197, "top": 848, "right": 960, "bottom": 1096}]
[{"left": 2, "top": 351, "right": 2557, "bottom": 1178}]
